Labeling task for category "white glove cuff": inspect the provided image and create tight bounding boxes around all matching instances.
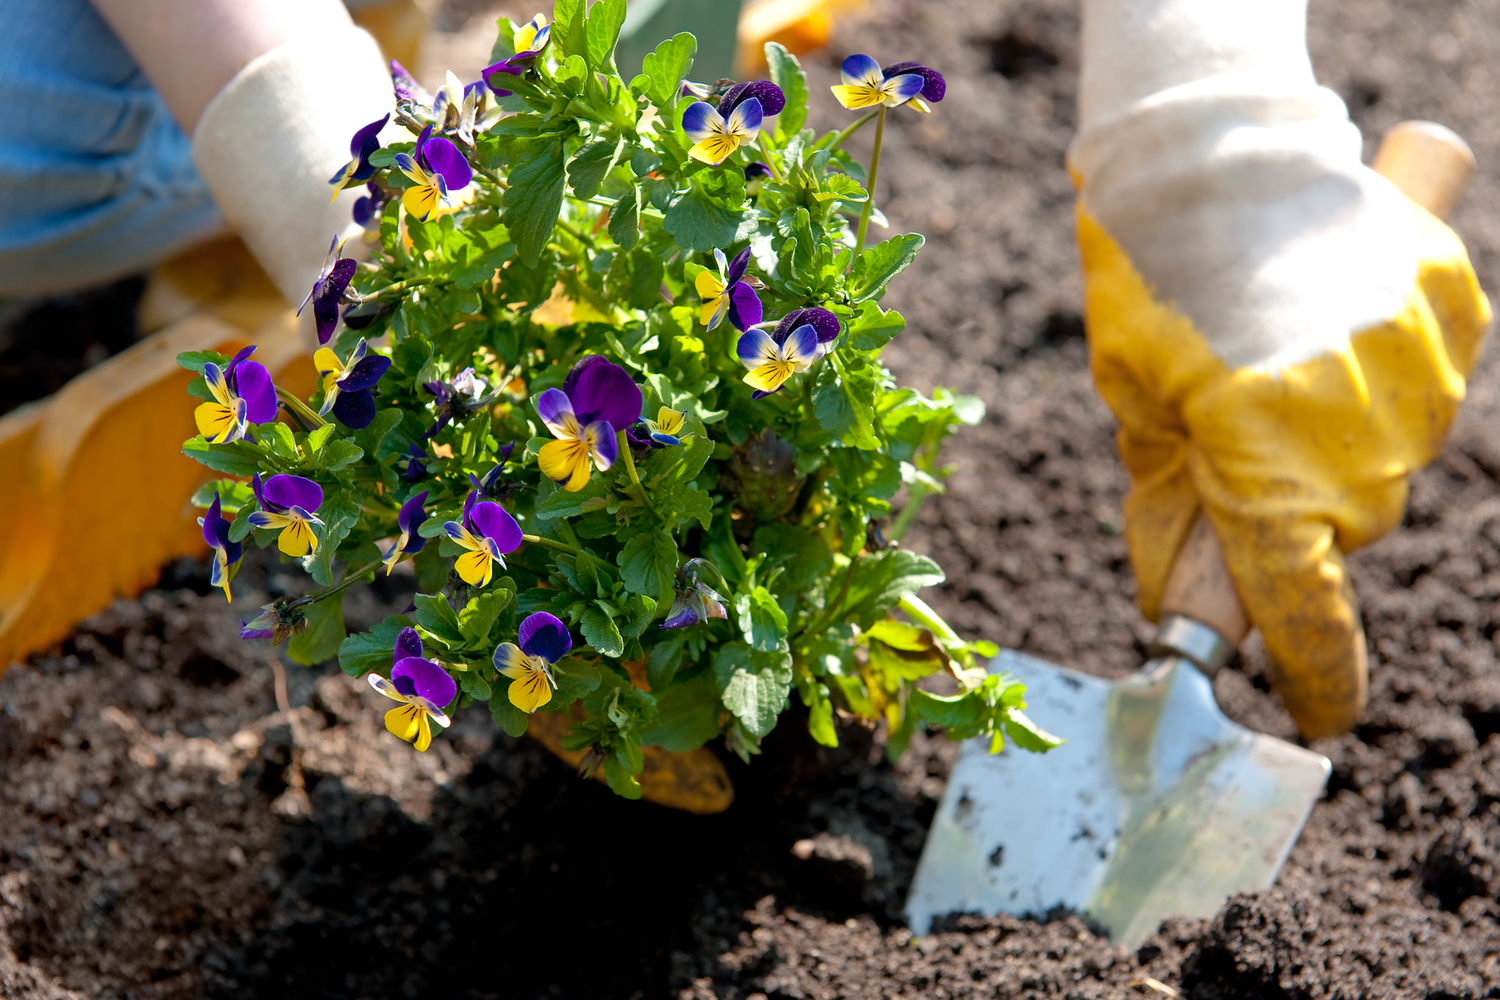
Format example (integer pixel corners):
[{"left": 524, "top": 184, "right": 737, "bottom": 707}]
[{"left": 192, "top": 27, "right": 395, "bottom": 309}]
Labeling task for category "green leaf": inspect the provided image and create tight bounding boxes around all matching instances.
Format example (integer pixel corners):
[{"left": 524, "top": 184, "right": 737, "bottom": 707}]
[
  {"left": 503, "top": 136, "right": 567, "bottom": 266},
  {"left": 491, "top": 690, "right": 531, "bottom": 737},
  {"left": 190, "top": 478, "right": 255, "bottom": 514},
  {"left": 568, "top": 138, "right": 621, "bottom": 200},
  {"left": 287, "top": 592, "right": 346, "bottom": 666},
  {"left": 851, "top": 234, "right": 925, "bottom": 303},
  {"left": 609, "top": 187, "right": 641, "bottom": 251},
  {"left": 764, "top": 42, "right": 808, "bottom": 138},
  {"left": 581, "top": 604, "right": 625, "bottom": 657},
  {"left": 838, "top": 549, "right": 946, "bottom": 629},
  {"left": 618, "top": 529, "right": 678, "bottom": 598},
  {"left": 316, "top": 439, "right": 365, "bottom": 472},
  {"left": 640, "top": 670, "right": 722, "bottom": 751},
  {"left": 663, "top": 184, "right": 755, "bottom": 252},
  {"left": 638, "top": 32, "right": 696, "bottom": 110},
  {"left": 812, "top": 354, "right": 878, "bottom": 449},
  {"left": 602, "top": 754, "right": 643, "bottom": 799},
  {"left": 267, "top": 422, "right": 298, "bottom": 459},
  {"left": 800, "top": 678, "right": 838, "bottom": 748},
  {"left": 535, "top": 477, "right": 614, "bottom": 518},
  {"left": 337, "top": 615, "right": 408, "bottom": 677},
  {"left": 552, "top": 658, "right": 603, "bottom": 705},
  {"left": 735, "top": 586, "right": 788, "bottom": 652},
  {"left": 1005, "top": 708, "right": 1066, "bottom": 751},
  {"left": 176, "top": 350, "right": 230, "bottom": 376},
  {"left": 583, "top": 0, "right": 627, "bottom": 70},
  {"left": 605, "top": 248, "right": 665, "bottom": 311},
  {"left": 848, "top": 301, "right": 907, "bottom": 352},
  {"left": 713, "top": 641, "right": 792, "bottom": 738},
  {"left": 414, "top": 593, "right": 465, "bottom": 646},
  {"left": 182, "top": 437, "right": 263, "bottom": 477},
  {"left": 459, "top": 590, "right": 509, "bottom": 644},
  {"left": 306, "top": 494, "right": 361, "bottom": 587},
  {"left": 551, "top": 0, "right": 588, "bottom": 58},
  {"left": 460, "top": 671, "right": 493, "bottom": 701},
  {"left": 645, "top": 631, "right": 689, "bottom": 690},
  {"left": 753, "top": 524, "right": 832, "bottom": 590}
]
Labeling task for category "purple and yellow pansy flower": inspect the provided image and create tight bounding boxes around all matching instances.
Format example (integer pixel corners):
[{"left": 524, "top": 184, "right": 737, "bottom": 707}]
[
  {"left": 776, "top": 306, "right": 842, "bottom": 360},
  {"left": 494, "top": 611, "right": 571, "bottom": 713},
  {"left": 681, "top": 97, "right": 763, "bottom": 165},
  {"left": 642, "top": 406, "right": 687, "bottom": 447},
  {"left": 443, "top": 490, "right": 523, "bottom": 587},
  {"left": 198, "top": 492, "right": 242, "bottom": 602},
  {"left": 383, "top": 490, "right": 429, "bottom": 575},
  {"left": 194, "top": 347, "right": 277, "bottom": 444},
  {"left": 482, "top": 14, "right": 551, "bottom": 97},
  {"left": 744, "top": 161, "right": 773, "bottom": 195},
  {"left": 830, "top": 53, "right": 928, "bottom": 110},
  {"left": 298, "top": 236, "right": 358, "bottom": 345},
  {"left": 736, "top": 320, "right": 820, "bottom": 396},
  {"left": 328, "top": 113, "right": 389, "bottom": 200},
  {"left": 695, "top": 246, "right": 762, "bottom": 332},
  {"left": 314, "top": 338, "right": 391, "bottom": 430},
  {"left": 239, "top": 597, "right": 310, "bottom": 644},
  {"left": 661, "top": 559, "right": 729, "bottom": 630},
  {"left": 395, "top": 124, "right": 473, "bottom": 223},
  {"left": 535, "top": 356, "right": 642, "bottom": 492},
  {"left": 880, "top": 60, "right": 946, "bottom": 112},
  {"left": 423, "top": 367, "right": 496, "bottom": 438},
  {"left": 368, "top": 630, "right": 456, "bottom": 752},
  {"left": 248, "top": 474, "right": 325, "bottom": 557}
]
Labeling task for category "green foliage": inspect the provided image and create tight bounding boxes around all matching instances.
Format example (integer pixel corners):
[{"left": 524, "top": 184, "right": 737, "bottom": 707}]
[{"left": 175, "top": 21, "right": 1056, "bottom": 797}]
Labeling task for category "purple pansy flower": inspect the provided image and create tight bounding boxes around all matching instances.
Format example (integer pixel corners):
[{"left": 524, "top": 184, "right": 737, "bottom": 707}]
[
  {"left": 248, "top": 474, "right": 326, "bottom": 558},
  {"left": 744, "top": 161, "right": 773, "bottom": 195},
  {"left": 383, "top": 490, "right": 429, "bottom": 575},
  {"left": 881, "top": 60, "right": 946, "bottom": 112},
  {"left": 368, "top": 644, "right": 457, "bottom": 752},
  {"left": 328, "top": 113, "right": 389, "bottom": 199},
  {"left": 395, "top": 124, "right": 473, "bottom": 223},
  {"left": 468, "top": 444, "right": 521, "bottom": 500},
  {"left": 682, "top": 97, "right": 763, "bottom": 165},
  {"left": 442, "top": 490, "right": 523, "bottom": 588},
  {"left": 402, "top": 441, "right": 428, "bottom": 483},
  {"left": 423, "top": 367, "right": 497, "bottom": 438},
  {"left": 716, "top": 80, "right": 786, "bottom": 119},
  {"left": 482, "top": 14, "right": 551, "bottom": 97},
  {"left": 737, "top": 321, "right": 821, "bottom": 398},
  {"left": 695, "top": 246, "right": 761, "bottom": 332},
  {"left": 353, "top": 181, "right": 387, "bottom": 230},
  {"left": 198, "top": 492, "right": 242, "bottom": 602},
  {"left": 494, "top": 611, "right": 572, "bottom": 713},
  {"left": 239, "top": 596, "right": 311, "bottom": 644},
  {"left": 830, "top": 53, "right": 927, "bottom": 110},
  {"left": 776, "top": 306, "right": 841, "bottom": 360},
  {"left": 536, "top": 357, "right": 642, "bottom": 492},
  {"left": 194, "top": 346, "right": 277, "bottom": 444},
  {"left": 391, "top": 60, "right": 426, "bottom": 104},
  {"left": 661, "top": 559, "right": 729, "bottom": 630},
  {"left": 314, "top": 338, "right": 391, "bottom": 429},
  {"left": 298, "top": 236, "right": 358, "bottom": 345}
]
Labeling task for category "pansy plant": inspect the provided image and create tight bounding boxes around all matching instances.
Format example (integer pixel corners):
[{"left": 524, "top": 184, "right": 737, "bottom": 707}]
[{"left": 182, "top": 8, "right": 1056, "bottom": 793}]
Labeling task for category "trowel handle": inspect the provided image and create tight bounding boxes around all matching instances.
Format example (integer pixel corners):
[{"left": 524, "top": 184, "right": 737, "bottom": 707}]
[{"left": 1154, "top": 120, "right": 1475, "bottom": 670}]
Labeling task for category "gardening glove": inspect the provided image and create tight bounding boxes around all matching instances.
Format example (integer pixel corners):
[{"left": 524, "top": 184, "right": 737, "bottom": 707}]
[{"left": 1073, "top": 0, "right": 1491, "bottom": 739}]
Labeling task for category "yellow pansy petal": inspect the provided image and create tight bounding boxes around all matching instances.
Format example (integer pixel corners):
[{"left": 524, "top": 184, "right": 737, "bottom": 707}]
[
  {"left": 743, "top": 362, "right": 795, "bottom": 393},
  {"left": 539, "top": 438, "right": 593, "bottom": 492},
  {"left": 277, "top": 518, "right": 319, "bottom": 557},
  {"left": 385, "top": 703, "right": 423, "bottom": 743},
  {"left": 689, "top": 135, "right": 741, "bottom": 165},
  {"left": 455, "top": 548, "right": 495, "bottom": 588},
  {"left": 402, "top": 184, "right": 440, "bottom": 222},
  {"left": 411, "top": 712, "right": 434, "bottom": 752},
  {"left": 507, "top": 668, "right": 554, "bottom": 713},
  {"left": 656, "top": 407, "right": 686, "bottom": 436},
  {"left": 830, "top": 84, "right": 884, "bottom": 110},
  {"left": 695, "top": 270, "right": 725, "bottom": 300},
  {"left": 195, "top": 401, "right": 240, "bottom": 443}
]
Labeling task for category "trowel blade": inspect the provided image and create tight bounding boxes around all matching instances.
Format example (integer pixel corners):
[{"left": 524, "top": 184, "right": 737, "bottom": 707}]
[{"left": 905, "top": 649, "right": 1330, "bottom": 948}]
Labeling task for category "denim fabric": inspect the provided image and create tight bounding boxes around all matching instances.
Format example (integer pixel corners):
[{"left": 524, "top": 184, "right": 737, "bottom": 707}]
[{"left": 0, "top": 0, "right": 227, "bottom": 297}]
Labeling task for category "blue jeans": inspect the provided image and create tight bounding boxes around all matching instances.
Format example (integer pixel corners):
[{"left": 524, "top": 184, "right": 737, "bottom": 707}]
[{"left": 0, "top": 0, "right": 226, "bottom": 297}]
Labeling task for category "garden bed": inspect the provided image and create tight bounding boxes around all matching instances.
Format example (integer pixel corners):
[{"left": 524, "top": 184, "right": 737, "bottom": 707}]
[{"left": 5, "top": 0, "right": 1500, "bottom": 996}]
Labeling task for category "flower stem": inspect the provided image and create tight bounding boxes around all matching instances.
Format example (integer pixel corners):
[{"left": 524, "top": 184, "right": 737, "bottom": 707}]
[
  {"left": 522, "top": 533, "right": 582, "bottom": 556},
  {"left": 361, "top": 277, "right": 436, "bottom": 301},
  {"left": 827, "top": 109, "right": 880, "bottom": 153},
  {"left": 276, "top": 387, "right": 327, "bottom": 429},
  {"left": 851, "top": 105, "right": 887, "bottom": 264},
  {"left": 756, "top": 134, "right": 783, "bottom": 180},
  {"left": 796, "top": 550, "right": 861, "bottom": 640},
  {"left": 310, "top": 559, "right": 384, "bottom": 604},
  {"left": 556, "top": 217, "right": 597, "bottom": 249},
  {"left": 616, "top": 429, "right": 657, "bottom": 519}
]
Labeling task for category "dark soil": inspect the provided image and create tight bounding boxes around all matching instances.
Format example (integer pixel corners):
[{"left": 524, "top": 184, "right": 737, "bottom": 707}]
[{"left": 6, "top": 0, "right": 1500, "bottom": 996}]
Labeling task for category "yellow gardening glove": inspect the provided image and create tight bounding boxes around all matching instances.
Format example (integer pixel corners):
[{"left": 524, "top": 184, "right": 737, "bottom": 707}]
[{"left": 1074, "top": 0, "right": 1491, "bottom": 739}]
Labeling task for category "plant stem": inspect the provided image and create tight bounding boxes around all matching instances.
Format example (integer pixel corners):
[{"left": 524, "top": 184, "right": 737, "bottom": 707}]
[
  {"left": 362, "top": 277, "right": 436, "bottom": 301},
  {"left": 310, "top": 559, "right": 384, "bottom": 604},
  {"left": 888, "top": 483, "right": 933, "bottom": 543},
  {"left": 796, "top": 550, "right": 861, "bottom": 640},
  {"left": 556, "top": 217, "right": 597, "bottom": 249},
  {"left": 522, "top": 533, "right": 582, "bottom": 555},
  {"left": 276, "top": 387, "right": 327, "bottom": 429},
  {"left": 477, "top": 163, "right": 509, "bottom": 189},
  {"left": 756, "top": 134, "right": 783, "bottom": 180},
  {"left": 851, "top": 105, "right": 887, "bottom": 264},
  {"left": 827, "top": 109, "right": 879, "bottom": 153},
  {"left": 616, "top": 429, "right": 657, "bottom": 519}
]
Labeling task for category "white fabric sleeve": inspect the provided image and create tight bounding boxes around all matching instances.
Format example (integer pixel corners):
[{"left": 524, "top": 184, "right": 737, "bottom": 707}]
[
  {"left": 191, "top": 27, "right": 395, "bottom": 310},
  {"left": 1071, "top": 0, "right": 1418, "bottom": 373}
]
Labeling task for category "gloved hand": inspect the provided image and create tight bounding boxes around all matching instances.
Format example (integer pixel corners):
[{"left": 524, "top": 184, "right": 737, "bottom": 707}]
[{"left": 1073, "top": 0, "right": 1491, "bottom": 739}]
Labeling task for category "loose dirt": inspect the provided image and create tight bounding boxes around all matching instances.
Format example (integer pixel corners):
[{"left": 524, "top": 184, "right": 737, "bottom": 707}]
[{"left": 6, "top": 0, "right": 1500, "bottom": 996}]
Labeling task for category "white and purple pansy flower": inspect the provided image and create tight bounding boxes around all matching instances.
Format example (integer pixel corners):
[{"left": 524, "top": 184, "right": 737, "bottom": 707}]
[
  {"left": 194, "top": 346, "right": 277, "bottom": 444},
  {"left": 695, "top": 246, "right": 762, "bottom": 332},
  {"left": 297, "top": 235, "right": 358, "bottom": 345},
  {"left": 314, "top": 338, "right": 391, "bottom": 430},
  {"left": 494, "top": 611, "right": 572, "bottom": 713},
  {"left": 368, "top": 632, "right": 457, "bottom": 752},
  {"left": 239, "top": 596, "right": 310, "bottom": 645},
  {"left": 382, "top": 490, "right": 429, "bottom": 575},
  {"left": 198, "top": 492, "right": 242, "bottom": 602},
  {"left": 328, "top": 113, "right": 389, "bottom": 200},
  {"left": 681, "top": 97, "right": 763, "bottom": 165},
  {"left": 442, "top": 490, "right": 523, "bottom": 588},
  {"left": 661, "top": 559, "right": 730, "bottom": 630},
  {"left": 423, "top": 367, "right": 496, "bottom": 438},
  {"left": 248, "top": 474, "right": 326, "bottom": 558},
  {"left": 395, "top": 124, "right": 473, "bottom": 223},
  {"left": 880, "top": 60, "right": 946, "bottom": 112},
  {"left": 830, "top": 53, "right": 928, "bottom": 110},
  {"left": 736, "top": 320, "right": 821, "bottom": 397},
  {"left": 535, "top": 356, "right": 643, "bottom": 492},
  {"left": 482, "top": 13, "right": 551, "bottom": 96}
]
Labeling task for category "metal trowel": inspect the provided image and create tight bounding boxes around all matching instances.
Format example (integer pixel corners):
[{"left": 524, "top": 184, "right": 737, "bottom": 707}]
[{"left": 906, "top": 121, "right": 1477, "bottom": 947}]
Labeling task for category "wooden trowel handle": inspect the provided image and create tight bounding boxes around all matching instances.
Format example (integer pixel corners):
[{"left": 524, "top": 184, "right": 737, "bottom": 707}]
[{"left": 1157, "top": 120, "right": 1475, "bottom": 647}]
